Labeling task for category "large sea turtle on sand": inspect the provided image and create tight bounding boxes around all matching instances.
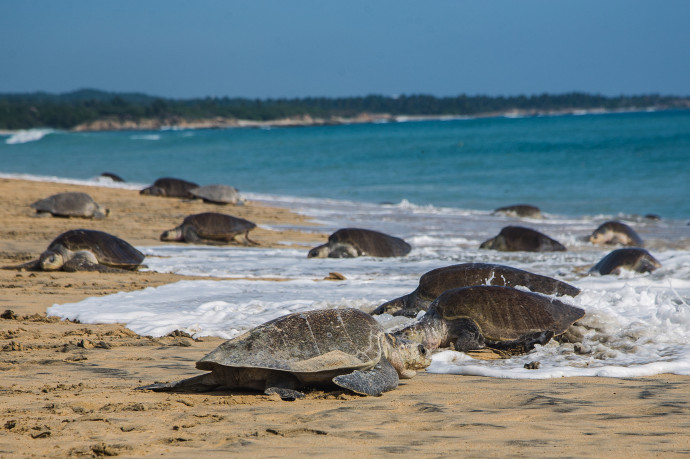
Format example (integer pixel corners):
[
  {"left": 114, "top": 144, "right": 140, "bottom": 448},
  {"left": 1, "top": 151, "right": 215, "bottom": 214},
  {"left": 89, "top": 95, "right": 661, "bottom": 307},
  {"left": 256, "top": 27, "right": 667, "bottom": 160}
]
[
  {"left": 480, "top": 226, "right": 566, "bottom": 252},
  {"left": 589, "top": 221, "right": 643, "bottom": 247},
  {"left": 492, "top": 204, "right": 542, "bottom": 219},
  {"left": 160, "top": 212, "right": 257, "bottom": 245},
  {"left": 188, "top": 185, "right": 244, "bottom": 205},
  {"left": 30, "top": 192, "right": 109, "bottom": 219},
  {"left": 140, "top": 177, "right": 199, "bottom": 198},
  {"left": 590, "top": 248, "right": 661, "bottom": 275},
  {"left": 372, "top": 263, "right": 581, "bottom": 317},
  {"left": 394, "top": 285, "right": 585, "bottom": 356},
  {"left": 308, "top": 228, "right": 411, "bottom": 258},
  {"left": 137, "top": 308, "right": 431, "bottom": 399},
  {"left": 17, "top": 229, "right": 144, "bottom": 272}
]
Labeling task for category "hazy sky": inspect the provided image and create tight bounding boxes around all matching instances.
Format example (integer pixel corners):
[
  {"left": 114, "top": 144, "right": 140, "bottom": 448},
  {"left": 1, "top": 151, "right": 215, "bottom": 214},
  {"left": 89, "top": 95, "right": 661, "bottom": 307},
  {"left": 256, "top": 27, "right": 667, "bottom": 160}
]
[{"left": 2, "top": 0, "right": 689, "bottom": 99}]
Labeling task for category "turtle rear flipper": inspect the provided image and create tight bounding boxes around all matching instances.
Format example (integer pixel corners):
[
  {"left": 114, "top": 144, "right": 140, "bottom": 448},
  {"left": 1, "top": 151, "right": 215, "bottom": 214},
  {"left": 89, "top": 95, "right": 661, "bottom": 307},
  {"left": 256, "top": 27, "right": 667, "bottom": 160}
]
[
  {"left": 264, "top": 387, "right": 306, "bottom": 400},
  {"left": 332, "top": 357, "right": 399, "bottom": 396},
  {"left": 3, "top": 259, "right": 41, "bottom": 271}
]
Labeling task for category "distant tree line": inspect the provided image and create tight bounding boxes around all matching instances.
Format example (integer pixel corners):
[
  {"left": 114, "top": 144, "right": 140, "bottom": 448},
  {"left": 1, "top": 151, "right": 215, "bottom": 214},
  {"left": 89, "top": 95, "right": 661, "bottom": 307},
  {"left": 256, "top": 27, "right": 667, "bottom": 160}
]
[{"left": 0, "top": 89, "right": 688, "bottom": 130}]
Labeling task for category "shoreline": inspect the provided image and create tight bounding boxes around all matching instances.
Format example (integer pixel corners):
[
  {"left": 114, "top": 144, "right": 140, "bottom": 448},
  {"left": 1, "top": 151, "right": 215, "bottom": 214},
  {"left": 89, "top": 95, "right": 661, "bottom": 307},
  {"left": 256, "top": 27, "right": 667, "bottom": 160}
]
[
  {"left": 1, "top": 178, "right": 689, "bottom": 457},
  {"left": 0, "top": 106, "right": 678, "bottom": 134}
]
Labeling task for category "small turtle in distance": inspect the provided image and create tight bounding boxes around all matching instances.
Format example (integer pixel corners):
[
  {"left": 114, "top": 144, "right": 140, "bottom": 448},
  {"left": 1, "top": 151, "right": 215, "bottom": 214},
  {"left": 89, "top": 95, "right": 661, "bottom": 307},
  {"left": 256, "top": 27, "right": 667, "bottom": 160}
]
[
  {"left": 160, "top": 212, "right": 258, "bottom": 245},
  {"left": 589, "top": 221, "right": 643, "bottom": 247},
  {"left": 188, "top": 185, "right": 244, "bottom": 205},
  {"left": 13, "top": 229, "right": 144, "bottom": 272},
  {"left": 480, "top": 226, "right": 566, "bottom": 252},
  {"left": 31, "top": 192, "right": 109, "bottom": 219},
  {"left": 308, "top": 228, "right": 411, "bottom": 258},
  {"left": 140, "top": 177, "right": 199, "bottom": 198}
]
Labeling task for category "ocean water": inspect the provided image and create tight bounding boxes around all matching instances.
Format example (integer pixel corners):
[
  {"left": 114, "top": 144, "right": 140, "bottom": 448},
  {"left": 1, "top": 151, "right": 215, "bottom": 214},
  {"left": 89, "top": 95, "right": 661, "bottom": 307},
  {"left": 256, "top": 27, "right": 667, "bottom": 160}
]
[{"left": 2, "top": 110, "right": 690, "bottom": 379}]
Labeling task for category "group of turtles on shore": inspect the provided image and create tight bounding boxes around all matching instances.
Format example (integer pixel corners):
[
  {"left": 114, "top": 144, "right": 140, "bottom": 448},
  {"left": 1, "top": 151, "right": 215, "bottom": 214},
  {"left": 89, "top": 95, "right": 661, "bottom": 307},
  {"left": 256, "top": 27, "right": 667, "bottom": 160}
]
[{"left": 11, "top": 178, "right": 664, "bottom": 398}]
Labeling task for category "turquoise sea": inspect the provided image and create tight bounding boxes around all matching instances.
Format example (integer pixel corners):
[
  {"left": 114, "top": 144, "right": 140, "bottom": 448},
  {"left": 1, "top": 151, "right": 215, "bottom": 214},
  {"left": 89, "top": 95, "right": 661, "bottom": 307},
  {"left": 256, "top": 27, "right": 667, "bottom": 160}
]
[
  {"left": 3, "top": 109, "right": 690, "bottom": 379},
  {"left": 2, "top": 109, "right": 689, "bottom": 219}
]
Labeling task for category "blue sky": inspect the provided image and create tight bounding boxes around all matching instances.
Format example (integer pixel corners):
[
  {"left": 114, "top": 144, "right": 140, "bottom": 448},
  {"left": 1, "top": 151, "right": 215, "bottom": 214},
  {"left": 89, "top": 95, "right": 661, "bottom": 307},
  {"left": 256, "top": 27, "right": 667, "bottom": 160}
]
[{"left": 2, "top": 0, "right": 689, "bottom": 99}]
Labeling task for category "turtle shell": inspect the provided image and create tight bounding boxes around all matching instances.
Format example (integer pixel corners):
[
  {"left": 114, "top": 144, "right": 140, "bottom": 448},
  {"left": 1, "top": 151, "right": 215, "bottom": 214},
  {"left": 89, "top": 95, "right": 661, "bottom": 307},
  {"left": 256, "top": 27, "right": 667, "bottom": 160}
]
[
  {"left": 480, "top": 226, "right": 566, "bottom": 252},
  {"left": 48, "top": 229, "right": 144, "bottom": 269},
  {"left": 189, "top": 185, "right": 241, "bottom": 204},
  {"left": 183, "top": 212, "right": 256, "bottom": 240},
  {"left": 416, "top": 263, "right": 580, "bottom": 299},
  {"left": 196, "top": 308, "right": 384, "bottom": 375},
  {"left": 373, "top": 263, "right": 580, "bottom": 316},
  {"left": 428, "top": 285, "right": 584, "bottom": 342},
  {"left": 140, "top": 177, "right": 199, "bottom": 197},
  {"left": 31, "top": 192, "right": 102, "bottom": 217},
  {"left": 590, "top": 248, "right": 661, "bottom": 275},
  {"left": 589, "top": 221, "right": 643, "bottom": 247},
  {"left": 492, "top": 204, "right": 542, "bottom": 218},
  {"left": 329, "top": 228, "right": 411, "bottom": 257}
]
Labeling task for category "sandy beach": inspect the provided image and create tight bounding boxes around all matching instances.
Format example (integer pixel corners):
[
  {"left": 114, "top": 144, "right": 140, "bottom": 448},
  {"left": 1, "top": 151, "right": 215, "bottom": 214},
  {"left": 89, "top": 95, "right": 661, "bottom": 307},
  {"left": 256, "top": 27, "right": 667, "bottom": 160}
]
[{"left": 1, "top": 178, "right": 689, "bottom": 458}]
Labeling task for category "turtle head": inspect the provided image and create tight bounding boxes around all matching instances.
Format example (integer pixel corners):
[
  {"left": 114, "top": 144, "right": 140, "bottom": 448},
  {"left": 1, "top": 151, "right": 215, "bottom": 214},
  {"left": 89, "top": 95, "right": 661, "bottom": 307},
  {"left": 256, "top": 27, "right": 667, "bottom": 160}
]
[
  {"left": 39, "top": 250, "right": 64, "bottom": 271},
  {"left": 588, "top": 228, "right": 610, "bottom": 245},
  {"left": 160, "top": 227, "right": 183, "bottom": 242},
  {"left": 307, "top": 243, "right": 330, "bottom": 258},
  {"left": 480, "top": 235, "right": 505, "bottom": 250},
  {"left": 384, "top": 334, "right": 431, "bottom": 379},
  {"left": 140, "top": 186, "right": 165, "bottom": 196},
  {"left": 94, "top": 204, "right": 110, "bottom": 219}
]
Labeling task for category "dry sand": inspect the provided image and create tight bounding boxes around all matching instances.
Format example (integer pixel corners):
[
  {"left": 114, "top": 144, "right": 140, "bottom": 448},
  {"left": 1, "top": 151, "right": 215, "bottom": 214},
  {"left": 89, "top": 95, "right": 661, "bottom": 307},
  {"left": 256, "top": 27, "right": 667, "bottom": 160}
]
[{"left": 1, "top": 178, "right": 689, "bottom": 458}]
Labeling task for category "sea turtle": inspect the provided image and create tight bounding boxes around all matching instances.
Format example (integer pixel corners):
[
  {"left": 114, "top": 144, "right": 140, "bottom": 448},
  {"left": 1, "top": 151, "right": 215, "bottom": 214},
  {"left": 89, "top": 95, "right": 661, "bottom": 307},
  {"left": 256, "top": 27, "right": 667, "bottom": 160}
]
[
  {"left": 100, "top": 172, "right": 125, "bottom": 182},
  {"left": 140, "top": 177, "right": 199, "bottom": 198},
  {"left": 137, "top": 308, "right": 431, "bottom": 399},
  {"left": 307, "top": 228, "right": 411, "bottom": 258},
  {"left": 492, "top": 204, "right": 542, "bottom": 219},
  {"left": 480, "top": 226, "right": 566, "bottom": 252},
  {"left": 160, "top": 212, "right": 258, "bottom": 245},
  {"left": 30, "top": 192, "right": 110, "bottom": 219},
  {"left": 19, "top": 229, "right": 144, "bottom": 272},
  {"left": 188, "top": 185, "right": 244, "bottom": 205},
  {"left": 589, "top": 221, "right": 643, "bottom": 247},
  {"left": 372, "top": 263, "right": 581, "bottom": 317},
  {"left": 394, "top": 285, "right": 585, "bottom": 356},
  {"left": 590, "top": 248, "right": 661, "bottom": 275}
]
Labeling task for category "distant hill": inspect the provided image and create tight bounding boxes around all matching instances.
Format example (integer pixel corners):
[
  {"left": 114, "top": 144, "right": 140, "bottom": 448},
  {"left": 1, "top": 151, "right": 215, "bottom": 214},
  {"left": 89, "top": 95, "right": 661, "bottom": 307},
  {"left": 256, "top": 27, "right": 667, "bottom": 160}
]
[{"left": 0, "top": 89, "right": 688, "bottom": 131}]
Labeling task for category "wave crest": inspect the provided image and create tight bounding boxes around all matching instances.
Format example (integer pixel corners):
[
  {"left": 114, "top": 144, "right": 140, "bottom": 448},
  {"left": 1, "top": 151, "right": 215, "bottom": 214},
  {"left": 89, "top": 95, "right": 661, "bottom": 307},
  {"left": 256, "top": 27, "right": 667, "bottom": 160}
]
[{"left": 5, "top": 128, "right": 55, "bottom": 145}]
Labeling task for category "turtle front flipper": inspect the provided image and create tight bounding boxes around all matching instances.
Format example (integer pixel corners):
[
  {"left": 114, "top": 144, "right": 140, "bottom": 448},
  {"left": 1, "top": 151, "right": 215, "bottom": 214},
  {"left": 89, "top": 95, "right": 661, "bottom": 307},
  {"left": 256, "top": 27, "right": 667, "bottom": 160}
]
[
  {"left": 181, "top": 225, "right": 202, "bottom": 243},
  {"left": 332, "top": 357, "right": 399, "bottom": 396},
  {"left": 136, "top": 373, "right": 220, "bottom": 392},
  {"left": 485, "top": 330, "right": 555, "bottom": 356}
]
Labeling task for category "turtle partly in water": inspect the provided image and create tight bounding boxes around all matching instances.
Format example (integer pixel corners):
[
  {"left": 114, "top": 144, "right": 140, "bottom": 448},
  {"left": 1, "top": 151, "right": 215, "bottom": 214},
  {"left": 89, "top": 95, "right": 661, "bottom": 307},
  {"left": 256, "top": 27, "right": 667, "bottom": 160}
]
[
  {"left": 492, "top": 204, "right": 542, "bottom": 219},
  {"left": 140, "top": 177, "right": 199, "bottom": 198},
  {"left": 31, "top": 192, "right": 109, "bottom": 219},
  {"left": 100, "top": 172, "right": 125, "bottom": 182},
  {"left": 19, "top": 229, "right": 144, "bottom": 272},
  {"left": 590, "top": 248, "right": 661, "bottom": 275},
  {"left": 137, "top": 308, "right": 431, "bottom": 399},
  {"left": 160, "top": 212, "right": 258, "bottom": 245},
  {"left": 394, "top": 285, "right": 585, "bottom": 356},
  {"left": 308, "top": 228, "right": 411, "bottom": 258},
  {"left": 480, "top": 226, "right": 566, "bottom": 252},
  {"left": 188, "top": 185, "right": 244, "bottom": 205},
  {"left": 589, "top": 221, "right": 643, "bottom": 247},
  {"left": 372, "top": 263, "right": 581, "bottom": 317}
]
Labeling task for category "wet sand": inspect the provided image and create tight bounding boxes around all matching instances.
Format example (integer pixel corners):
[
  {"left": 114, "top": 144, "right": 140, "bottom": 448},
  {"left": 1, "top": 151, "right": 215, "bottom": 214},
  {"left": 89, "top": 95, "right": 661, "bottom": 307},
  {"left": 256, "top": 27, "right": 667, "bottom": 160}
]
[{"left": 1, "top": 178, "right": 689, "bottom": 457}]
